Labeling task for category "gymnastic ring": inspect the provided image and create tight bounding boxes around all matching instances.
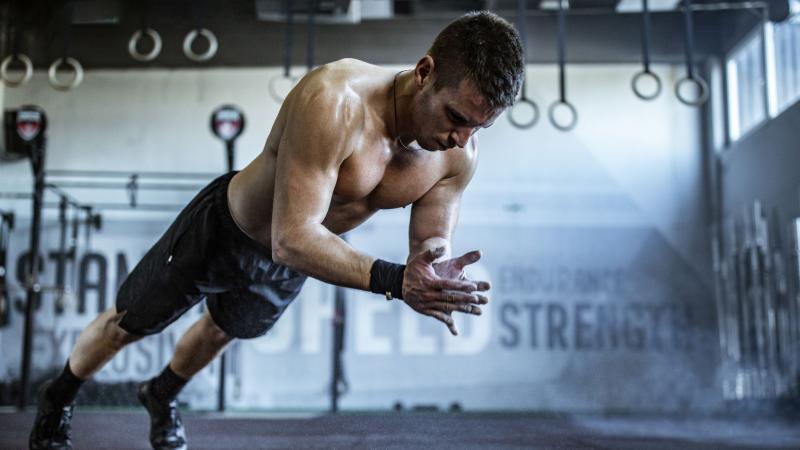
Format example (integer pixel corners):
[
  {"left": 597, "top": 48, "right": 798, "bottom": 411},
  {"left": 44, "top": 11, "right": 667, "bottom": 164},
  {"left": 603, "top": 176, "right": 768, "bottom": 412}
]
[
  {"left": 128, "top": 28, "right": 162, "bottom": 62},
  {"left": 674, "top": 75, "right": 709, "bottom": 107},
  {"left": 268, "top": 74, "right": 300, "bottom": 103},
  {"left": 0, "top": 54, "right": 33, "bottom": 87},
  {"left": 48, "top": 57, "right": 84, "bottom": 91},
  {"left": 183, "top": 28, "right": 218, "bottom": 62},
  {"left": 508, "top": 97, "right": 539, "bottom": 129},
  {"left": 548, "top": 100, "right": 578, "bottom": 131},
  {"left": 631, "top": 69, "right": 662, "bottom": 101}
]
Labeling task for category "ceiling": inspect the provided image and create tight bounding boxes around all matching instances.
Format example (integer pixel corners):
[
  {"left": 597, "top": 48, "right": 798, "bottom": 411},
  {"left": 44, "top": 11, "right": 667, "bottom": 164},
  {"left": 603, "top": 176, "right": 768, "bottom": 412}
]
[{"left": 0, "top": 0, "right": 786, "bottom": 69}]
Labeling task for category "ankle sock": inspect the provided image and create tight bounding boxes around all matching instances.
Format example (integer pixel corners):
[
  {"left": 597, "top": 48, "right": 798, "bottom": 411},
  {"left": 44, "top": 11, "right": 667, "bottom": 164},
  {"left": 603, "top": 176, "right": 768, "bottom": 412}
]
[
  {"left": 45, "top": 360, "right": 84, "bottom": 406},
  {"left": 149, "top": 365, "right": 188, "bottom": 403}
]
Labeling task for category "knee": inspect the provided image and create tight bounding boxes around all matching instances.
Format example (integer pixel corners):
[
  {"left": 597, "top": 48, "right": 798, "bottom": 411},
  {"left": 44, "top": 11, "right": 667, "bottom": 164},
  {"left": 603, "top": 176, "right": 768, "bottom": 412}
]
[
  {"left": 202, "top": 313, "right": 234, "bottom": 346},
  {"left": 104, "top": 310, "right": 142, "bottom": 348}
]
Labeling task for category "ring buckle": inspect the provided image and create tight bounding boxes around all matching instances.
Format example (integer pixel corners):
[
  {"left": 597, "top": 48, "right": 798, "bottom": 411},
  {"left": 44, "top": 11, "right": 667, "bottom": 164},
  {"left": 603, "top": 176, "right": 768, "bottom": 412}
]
[
  {"left": 631, "top": 70, "right": 662, "bottom": 101},
  {"left": 48, "top": 57, "right": 84, "bottom": 91},
  {"left": 183, "top": 28, "right": 218, "bottom": 62},
  {"left": 508, "top": 96, "right": 540, "bottom": 129},
  {"left": 674, "top": 75, "right": 709, "bottom": 107},
  {"left": 1, "top": 54, "right": 33, "bottom": 87},
  {"left": 548, "top": 100, "right": 578, "bottom": 131},
  {"left": 129, "top": 28, "right": 163, "bottom": 62}
]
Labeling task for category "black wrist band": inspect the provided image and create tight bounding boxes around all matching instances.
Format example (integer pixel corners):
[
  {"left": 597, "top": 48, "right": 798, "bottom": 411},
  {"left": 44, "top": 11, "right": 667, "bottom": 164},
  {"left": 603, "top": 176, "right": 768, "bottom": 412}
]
[{"left": 369, "top": 259, "right": 405, "bottom": 300}]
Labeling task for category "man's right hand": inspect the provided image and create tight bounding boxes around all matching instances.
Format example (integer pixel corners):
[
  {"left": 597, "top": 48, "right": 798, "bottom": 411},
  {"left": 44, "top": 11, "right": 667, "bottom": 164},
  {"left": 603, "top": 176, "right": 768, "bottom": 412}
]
[{"left": 401, "top": 247, "right": 490, "bottom": 336}]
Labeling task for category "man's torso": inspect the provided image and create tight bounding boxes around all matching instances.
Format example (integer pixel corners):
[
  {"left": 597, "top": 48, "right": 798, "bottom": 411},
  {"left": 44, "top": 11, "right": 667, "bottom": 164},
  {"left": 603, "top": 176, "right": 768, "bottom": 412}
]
[{"left": 227, "top": 59, "right": 472, "bottom": 251}]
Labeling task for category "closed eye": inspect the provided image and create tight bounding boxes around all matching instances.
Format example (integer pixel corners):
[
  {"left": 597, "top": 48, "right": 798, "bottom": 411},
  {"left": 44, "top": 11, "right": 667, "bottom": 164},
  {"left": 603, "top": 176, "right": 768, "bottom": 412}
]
[{"left": 446, "top": 107, "right": 468, "bottom": 125}]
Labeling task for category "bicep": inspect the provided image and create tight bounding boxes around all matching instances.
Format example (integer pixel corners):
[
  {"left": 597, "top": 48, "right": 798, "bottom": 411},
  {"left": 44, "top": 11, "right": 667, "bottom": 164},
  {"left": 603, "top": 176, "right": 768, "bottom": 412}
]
[{"left": 272, "top": 144, "right": 338, "bottom": 232}]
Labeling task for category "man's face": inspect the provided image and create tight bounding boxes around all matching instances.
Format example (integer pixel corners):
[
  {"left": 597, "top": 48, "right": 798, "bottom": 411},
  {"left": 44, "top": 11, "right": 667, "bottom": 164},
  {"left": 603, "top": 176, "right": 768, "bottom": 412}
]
[{"left": 410, "top": 77, "right": 503, "bottom": 152}]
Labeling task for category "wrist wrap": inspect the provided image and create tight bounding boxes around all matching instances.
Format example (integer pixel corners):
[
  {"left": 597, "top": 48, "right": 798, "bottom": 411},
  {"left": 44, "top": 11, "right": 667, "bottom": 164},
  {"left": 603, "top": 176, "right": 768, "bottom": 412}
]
[{"left": 369, "top": 259, "right": 405, "bottom": 300}]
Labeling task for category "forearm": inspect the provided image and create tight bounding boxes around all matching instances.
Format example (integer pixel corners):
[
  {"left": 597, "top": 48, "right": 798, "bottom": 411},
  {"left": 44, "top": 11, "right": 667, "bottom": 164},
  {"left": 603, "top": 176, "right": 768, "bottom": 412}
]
[
  {"left": 408, "top": 236, "right": 451, "bottom": 263},
  {"left": 273, "top": 225, "right": 374, "bottom": 291}
]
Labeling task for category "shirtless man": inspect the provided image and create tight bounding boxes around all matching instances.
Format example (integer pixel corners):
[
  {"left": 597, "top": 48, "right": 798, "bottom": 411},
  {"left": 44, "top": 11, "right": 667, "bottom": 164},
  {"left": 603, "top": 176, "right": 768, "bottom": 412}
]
[{"left": 29, "top": 11, "right": 523, "bottom": 450}]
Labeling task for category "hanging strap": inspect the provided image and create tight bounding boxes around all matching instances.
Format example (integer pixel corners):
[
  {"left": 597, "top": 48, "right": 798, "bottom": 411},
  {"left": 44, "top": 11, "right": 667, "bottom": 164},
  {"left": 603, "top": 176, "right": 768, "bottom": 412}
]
[
  {"left": 548, "top": 0, "right": 577, "bottom": 131},
  {"left": 674, "top": 0, "right": 708, "bottom": 106},
  {"left": 61, "top": 0, "right": 73, "bottom": 60},
  {"left": 641, "top": 0, "right": 652, "bottom": 74},
  {"left": 556, "top": 0, "right": 566, "bottom": 103},
  {"left": 307, "top": 0, "right": 316, "bottom": 72},
  {"left": 681, "top": 0, "right": 696, "bottom": 80},
  {"left": 283, "top": 0, "right": 294, "bottom": 78},
  {"left": 508, "top": 0, "right": 539, "bottom": 130},
  {"left": 631, "top": 0, "right": 662, "bottom": 100}
]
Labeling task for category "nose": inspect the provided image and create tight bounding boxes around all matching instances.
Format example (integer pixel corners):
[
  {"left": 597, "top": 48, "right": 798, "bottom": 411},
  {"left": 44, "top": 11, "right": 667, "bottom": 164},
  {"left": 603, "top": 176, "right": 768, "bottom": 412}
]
[{"left": 450, "top": 127, "right": 473, "bottom": 148}]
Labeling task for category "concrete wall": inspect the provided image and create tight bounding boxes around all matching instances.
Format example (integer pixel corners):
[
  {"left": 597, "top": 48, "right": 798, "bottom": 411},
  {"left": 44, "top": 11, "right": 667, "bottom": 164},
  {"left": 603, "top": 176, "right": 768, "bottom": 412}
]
[{"left": 0, "top": 63, "right": 719, "bottom": 413}]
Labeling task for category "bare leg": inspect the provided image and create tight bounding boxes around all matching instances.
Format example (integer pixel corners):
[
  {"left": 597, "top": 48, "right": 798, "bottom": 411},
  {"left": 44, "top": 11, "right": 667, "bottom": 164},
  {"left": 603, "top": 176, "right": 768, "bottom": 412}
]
[
  {"left": 168, "top": 311, "right": 233, "bottom": 379},
  {"left": 68, "top": 306, "right": 142, "bottom": 379}
]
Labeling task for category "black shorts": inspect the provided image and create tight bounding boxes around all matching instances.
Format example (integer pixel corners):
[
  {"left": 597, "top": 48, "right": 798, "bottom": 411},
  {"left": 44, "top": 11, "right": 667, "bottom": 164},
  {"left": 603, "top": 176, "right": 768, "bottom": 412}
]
[{"left": 116, "top": 172, "right": 307, "bottom": 339}]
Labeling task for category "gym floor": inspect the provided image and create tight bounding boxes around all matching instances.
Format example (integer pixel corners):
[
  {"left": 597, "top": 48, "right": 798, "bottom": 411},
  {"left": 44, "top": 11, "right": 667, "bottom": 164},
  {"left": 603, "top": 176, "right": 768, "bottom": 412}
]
[{"left": 2, "top": 409, "right": 799, "bottom": 449}]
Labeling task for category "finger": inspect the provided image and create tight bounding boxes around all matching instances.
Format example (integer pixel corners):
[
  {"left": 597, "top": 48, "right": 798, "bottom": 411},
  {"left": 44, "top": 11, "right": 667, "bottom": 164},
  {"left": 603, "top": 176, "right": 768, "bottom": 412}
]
[
  {"left": 434, "top": 289, "right": 488, "bottom": 305},
  {"left": 424, "top": 309, "right": 459, "bottom": 336},
  {"left": 429, "top": 302, "right": 482, "bottom": 316},
  {"left": 453, "top": 250, "right": 482, "bottom": 270},
  {"left": 455, "top": 276, "right": 491, "bottom": 292},
  {"left": 431, "top": 278, "right": 477, "bottom": 292},
  {"left": 474, "top": 280, "right": 491, "bottom": 291},
  {"left": 441, "top": 290, "right": 481, "bottom": 304},
  {"left": 420, "top": 246, "right": 446, "bottom": 264},
  {"left": 474, "top": 293, "right": 489, "bottom": 305}
]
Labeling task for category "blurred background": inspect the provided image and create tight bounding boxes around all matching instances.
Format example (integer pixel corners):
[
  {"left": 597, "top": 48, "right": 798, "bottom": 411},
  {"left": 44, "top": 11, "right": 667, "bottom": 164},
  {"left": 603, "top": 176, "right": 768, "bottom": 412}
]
[{"left": 0, "top": 0, "right": 798, "bottom": 420}]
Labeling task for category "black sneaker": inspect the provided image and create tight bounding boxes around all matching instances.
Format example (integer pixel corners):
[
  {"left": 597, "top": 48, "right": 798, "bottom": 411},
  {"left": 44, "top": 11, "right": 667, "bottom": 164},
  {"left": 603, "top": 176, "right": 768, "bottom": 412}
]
[
  {"left": 28, "top": 380, "right": 74, "bottom": 450},
  {"left": 137, "top": 380, "right": 188, "bottom": 450}
]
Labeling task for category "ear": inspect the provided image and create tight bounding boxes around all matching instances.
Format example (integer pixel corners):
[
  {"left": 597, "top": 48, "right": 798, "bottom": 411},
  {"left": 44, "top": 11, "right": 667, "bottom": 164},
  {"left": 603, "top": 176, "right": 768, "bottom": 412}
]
[{"left": 414, "top": 55, "right": 435, "bottom": 87}]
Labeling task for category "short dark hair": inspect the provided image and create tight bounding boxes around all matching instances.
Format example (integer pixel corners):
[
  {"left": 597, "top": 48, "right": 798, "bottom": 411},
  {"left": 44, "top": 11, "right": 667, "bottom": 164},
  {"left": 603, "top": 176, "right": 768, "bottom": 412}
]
[{"left": 428, "top": 11, "right": 524, "bottom": 109}]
